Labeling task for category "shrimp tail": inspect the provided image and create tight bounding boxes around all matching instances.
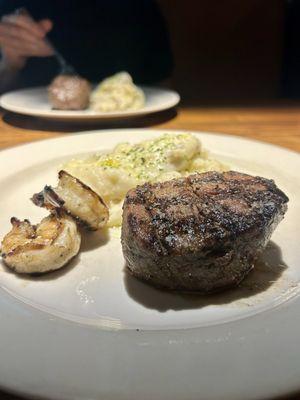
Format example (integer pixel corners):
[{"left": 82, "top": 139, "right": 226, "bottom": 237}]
[{"left": 31, "top": 185, "right": 64, "bottom": 210}]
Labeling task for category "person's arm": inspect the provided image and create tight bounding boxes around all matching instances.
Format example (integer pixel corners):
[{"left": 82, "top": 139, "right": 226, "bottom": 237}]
[{"left": 0, "top": 12, "right": 53, "bottom": 92}]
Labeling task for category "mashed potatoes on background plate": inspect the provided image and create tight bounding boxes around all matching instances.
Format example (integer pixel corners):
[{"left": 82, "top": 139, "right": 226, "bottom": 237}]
[
  {"left": 90, "top": 72, "right": 145, "bottom": 112},
  {"left": 63, "top": 133, "right": 227, "bottom": 227}
]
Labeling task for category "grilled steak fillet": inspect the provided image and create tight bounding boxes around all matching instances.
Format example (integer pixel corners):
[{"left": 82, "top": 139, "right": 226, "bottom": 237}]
[{"left": 121, "top": 171, "right": 288, "bottom": 293}]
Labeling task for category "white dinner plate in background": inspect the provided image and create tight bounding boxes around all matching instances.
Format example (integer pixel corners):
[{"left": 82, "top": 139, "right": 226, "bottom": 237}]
[{"left": 0, "top": 86, "right": 180, "bottom": 120}]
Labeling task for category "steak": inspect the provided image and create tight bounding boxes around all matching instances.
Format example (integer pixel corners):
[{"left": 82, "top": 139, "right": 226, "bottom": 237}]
[
  {"left": 48, "top": 74, "right": 91, "bottom": 110},
  {"left": 121, "top": 171, "right": 288, "bottom": 293}
]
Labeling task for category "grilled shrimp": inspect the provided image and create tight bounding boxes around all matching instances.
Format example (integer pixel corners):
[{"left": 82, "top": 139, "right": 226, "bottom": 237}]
[
  {"left": 1, "top": 214, "right": 81, "bottom": 274},
  {"left": 32, "top": 170, "right": 109, "bottom": 230}
]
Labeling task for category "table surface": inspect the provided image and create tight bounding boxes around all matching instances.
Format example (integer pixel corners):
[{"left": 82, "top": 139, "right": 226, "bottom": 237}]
[
  {"left": 1, "top": 101, "right": 300, "bottom": 152},
  {"left": 0, "top": 102, "right": 299, "bottom": 400}
]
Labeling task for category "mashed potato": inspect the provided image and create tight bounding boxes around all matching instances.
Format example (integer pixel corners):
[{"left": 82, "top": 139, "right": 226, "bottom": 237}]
[
  {"left": 90, "top": 72, "right": 145, "bottom": 112},
  {"left": 63, "top": 133, "right": 227, "bottom": 227}
]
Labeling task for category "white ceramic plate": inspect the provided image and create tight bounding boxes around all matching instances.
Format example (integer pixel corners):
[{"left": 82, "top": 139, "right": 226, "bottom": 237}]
[
  {"left": 0, "top": 86, "right": 180, "bottom": 120},
  {"left": 0, "top": 129, "right": 300, "bottom": 400}
]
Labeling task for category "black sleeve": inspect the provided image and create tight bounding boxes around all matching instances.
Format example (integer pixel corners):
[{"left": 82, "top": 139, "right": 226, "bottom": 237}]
[
  {"left": 128, "top": 0, "right": 174, "bottom": 83},
  {"left": 78, "top": 0, "right": 174, "bottom": 84},
  {"left": 110, "top": 0, "right": 174, "bottom": 84},
  {"left": 0, "top": 0, "right": 29, "bottom": 17}
]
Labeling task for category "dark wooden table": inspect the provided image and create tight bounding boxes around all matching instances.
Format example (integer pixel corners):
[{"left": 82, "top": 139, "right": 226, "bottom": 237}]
[{"left": 1, "top": 102, "right": 300, "bottom": 152}]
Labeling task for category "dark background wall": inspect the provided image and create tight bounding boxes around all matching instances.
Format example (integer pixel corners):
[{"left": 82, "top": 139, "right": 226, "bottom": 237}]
[{"left": 158, "top": 0, "right": 285, "bottom": 102}]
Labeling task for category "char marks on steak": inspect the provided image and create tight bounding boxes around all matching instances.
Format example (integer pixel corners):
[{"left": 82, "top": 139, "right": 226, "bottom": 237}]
[{"left": 121, "top": 171, "right": 288, "bottom": 293}]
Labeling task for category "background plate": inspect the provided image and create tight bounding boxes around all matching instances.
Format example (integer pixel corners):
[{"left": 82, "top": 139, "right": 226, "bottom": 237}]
[{"left": 0, "top": 86, "right": 180, "bottom": 120}]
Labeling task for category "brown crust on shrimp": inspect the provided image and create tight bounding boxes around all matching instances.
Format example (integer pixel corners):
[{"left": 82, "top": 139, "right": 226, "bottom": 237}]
[
  {"left": 31, "top": 170, "right": 109, "bottom": 230},
  {"left": 1, "top": 215, "right": 64, "bottom": 258}
]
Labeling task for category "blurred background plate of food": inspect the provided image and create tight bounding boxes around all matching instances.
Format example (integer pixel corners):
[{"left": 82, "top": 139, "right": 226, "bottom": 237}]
[{"left": 0, "top": 71, "right": 180, "bottom": 121}]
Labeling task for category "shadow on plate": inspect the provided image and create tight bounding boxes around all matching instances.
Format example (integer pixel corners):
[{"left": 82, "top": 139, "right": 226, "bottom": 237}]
[
  {"left": 80, "top": 227, "right": 110, "bottom": 252},
  {"left": 2, "top": 108, "right": 177, "bottom": 133},
  {"left": 124, "top": 241, "right": 288, "bottom": 312}
]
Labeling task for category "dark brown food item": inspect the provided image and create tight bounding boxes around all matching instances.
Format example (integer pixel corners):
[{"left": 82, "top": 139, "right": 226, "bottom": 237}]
[
  {"left": 121, "top": 171, "right": 288, "bottom": 293},
  {"left": 48, "top": 74, "right": 91, "bottom": 110}
]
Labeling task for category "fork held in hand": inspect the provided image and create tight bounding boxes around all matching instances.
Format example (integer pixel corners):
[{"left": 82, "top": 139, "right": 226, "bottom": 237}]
[{"left": 15, "top": 7, "right": 77, "bottom": 75}]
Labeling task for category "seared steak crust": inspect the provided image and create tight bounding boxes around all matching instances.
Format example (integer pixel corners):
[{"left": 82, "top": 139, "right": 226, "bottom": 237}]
[{"left": 121, "top": 171, "right": 288, "bottom": 293}]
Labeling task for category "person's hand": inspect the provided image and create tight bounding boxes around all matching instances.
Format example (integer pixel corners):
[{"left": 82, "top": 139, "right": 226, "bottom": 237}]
[{"left": 0, "top": 13, "right": 53, "bottom": 70}]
